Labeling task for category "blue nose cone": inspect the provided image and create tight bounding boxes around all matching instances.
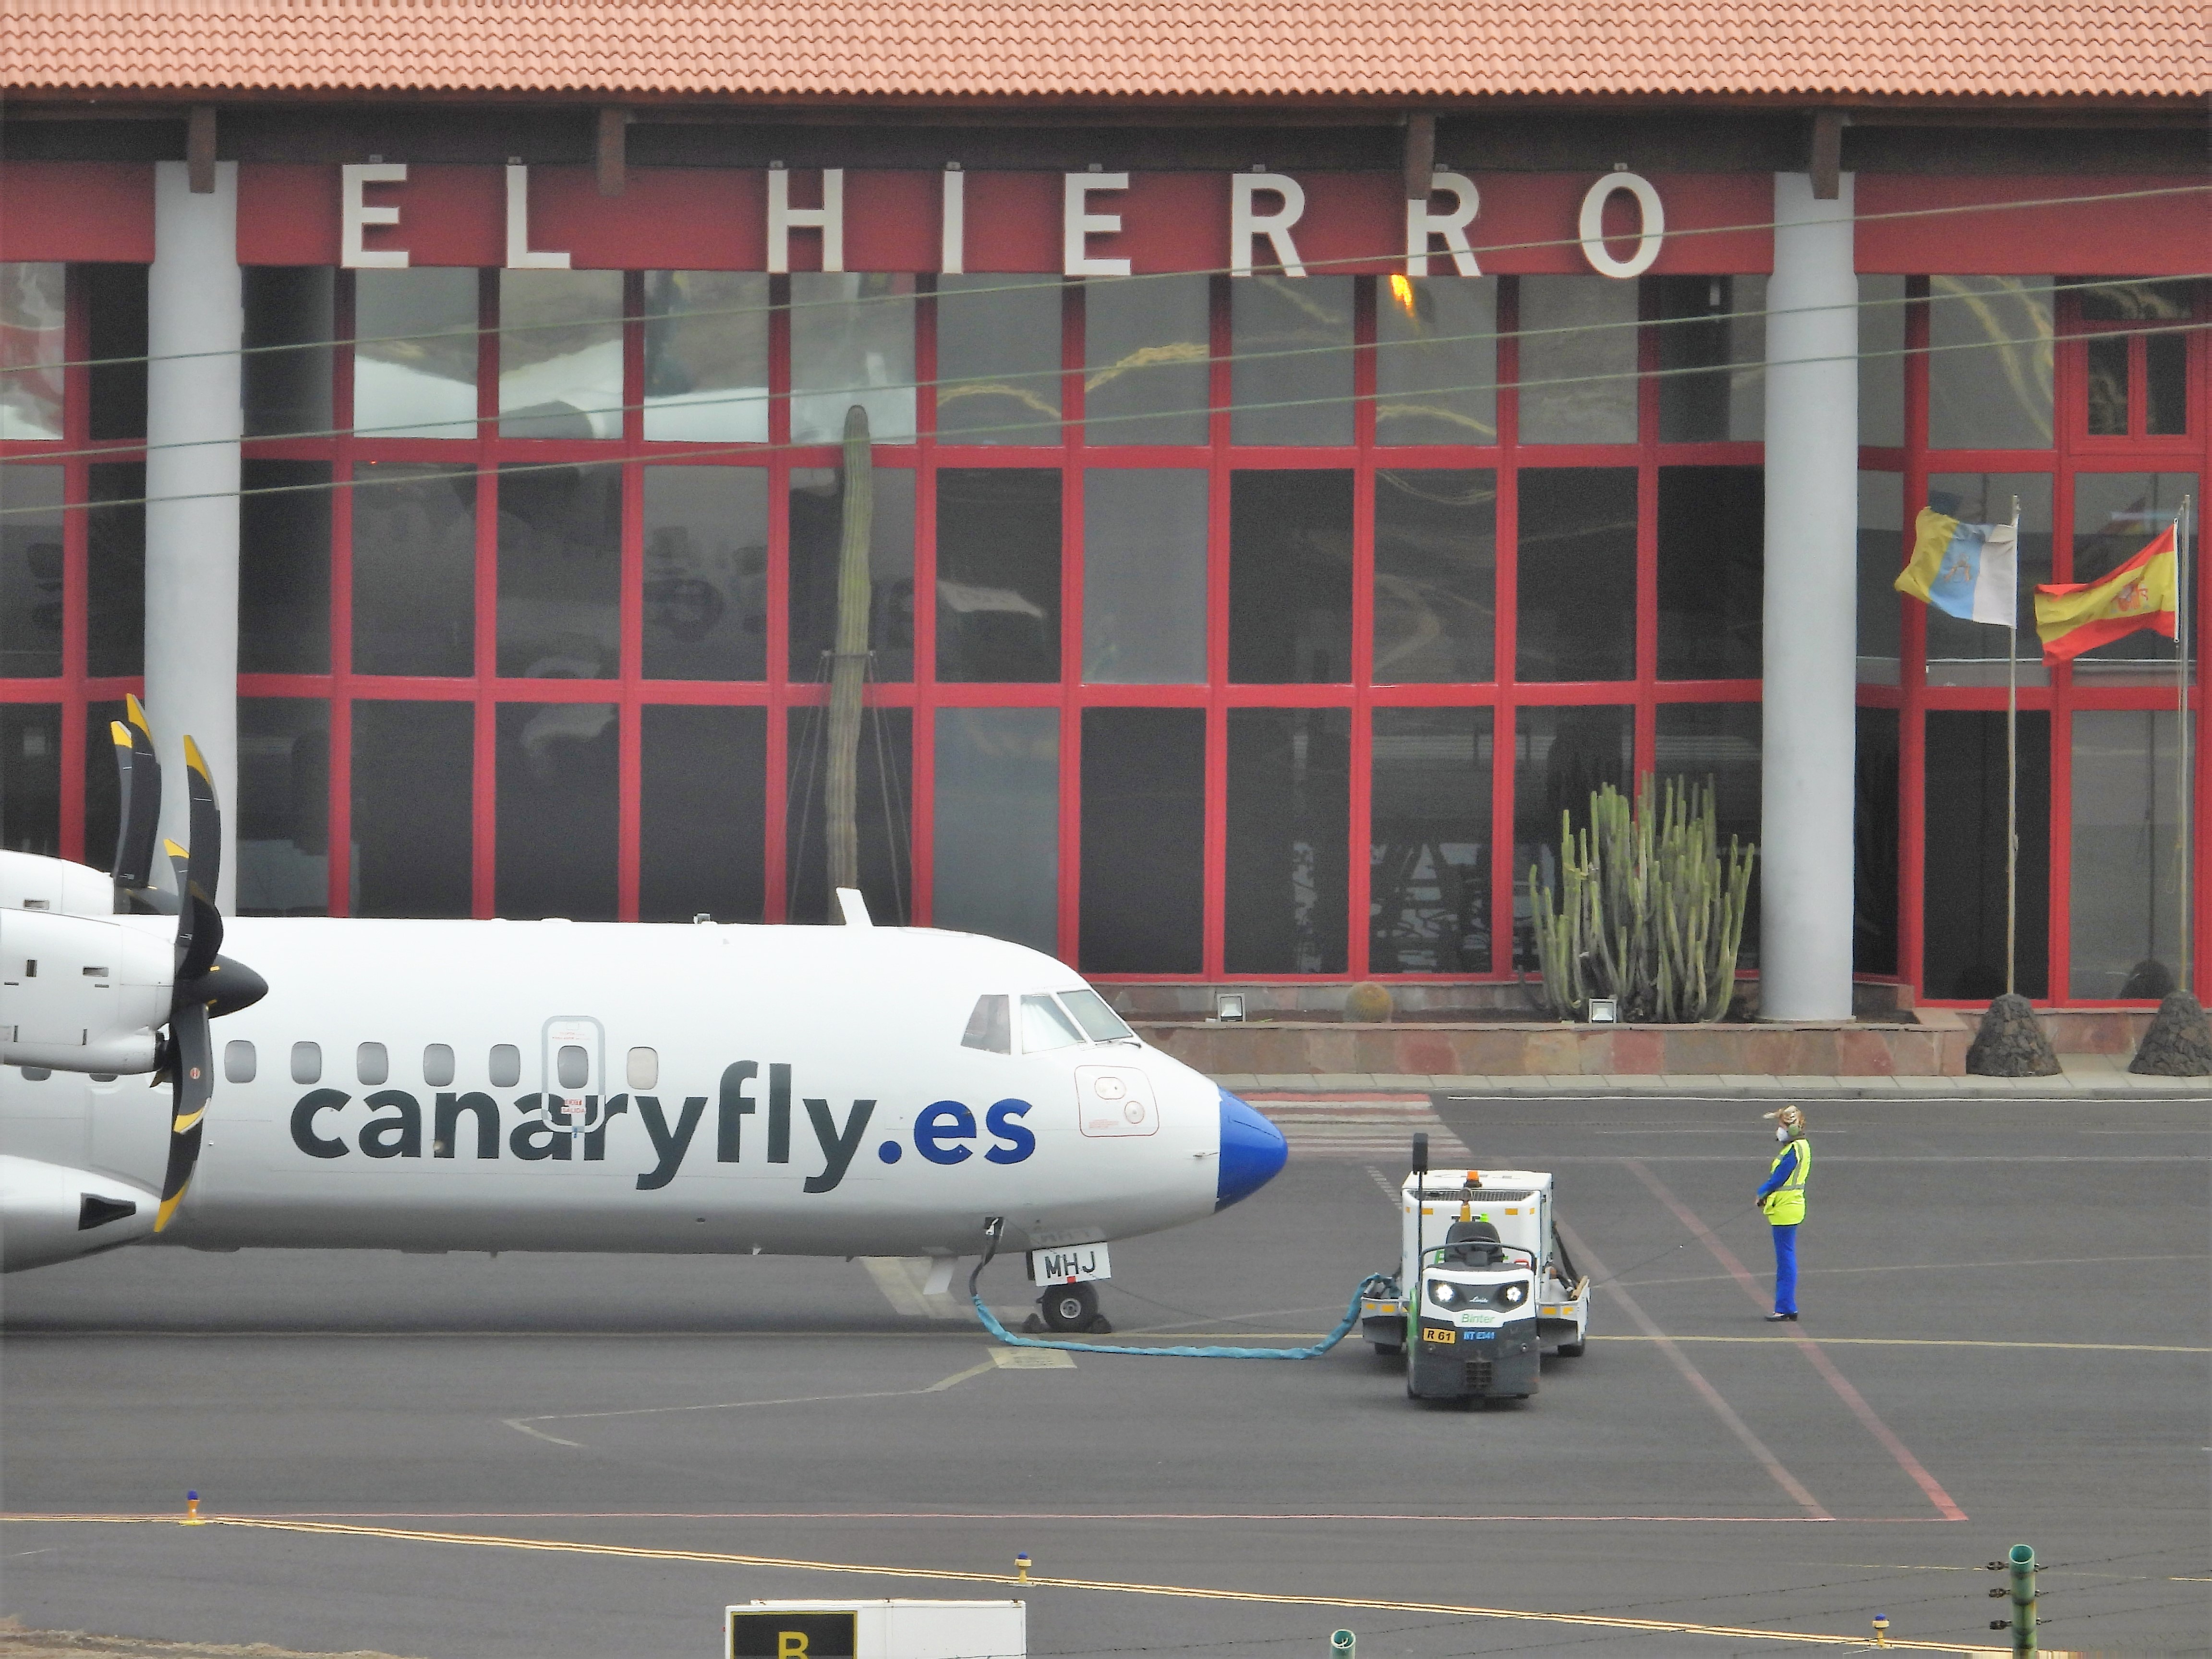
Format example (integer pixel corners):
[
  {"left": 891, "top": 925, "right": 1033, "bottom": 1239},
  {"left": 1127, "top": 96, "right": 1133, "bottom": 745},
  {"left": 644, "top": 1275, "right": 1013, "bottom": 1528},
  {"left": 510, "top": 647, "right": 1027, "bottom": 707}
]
[{"left": 1216, "top": 1088, "right": 1288, "bottom": 1210}]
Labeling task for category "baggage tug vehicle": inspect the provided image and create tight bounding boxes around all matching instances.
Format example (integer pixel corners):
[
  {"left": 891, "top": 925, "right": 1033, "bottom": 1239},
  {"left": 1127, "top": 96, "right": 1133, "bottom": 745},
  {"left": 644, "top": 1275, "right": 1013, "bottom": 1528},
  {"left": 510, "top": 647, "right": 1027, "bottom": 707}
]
[{"left": 1360, "top": 1135, "right": 1589, "bottom": 1404}]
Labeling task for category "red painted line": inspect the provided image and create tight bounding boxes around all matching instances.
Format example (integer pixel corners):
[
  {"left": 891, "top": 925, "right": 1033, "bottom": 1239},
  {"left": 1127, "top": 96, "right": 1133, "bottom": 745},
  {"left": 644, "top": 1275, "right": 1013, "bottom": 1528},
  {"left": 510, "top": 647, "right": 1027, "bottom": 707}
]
[
  {"left": 1622, "top": 1159, "right": 1970, "bottom": 1523},
  {"left": 1244, "top": 1092, "right": 1431, "bottom": 1103}
]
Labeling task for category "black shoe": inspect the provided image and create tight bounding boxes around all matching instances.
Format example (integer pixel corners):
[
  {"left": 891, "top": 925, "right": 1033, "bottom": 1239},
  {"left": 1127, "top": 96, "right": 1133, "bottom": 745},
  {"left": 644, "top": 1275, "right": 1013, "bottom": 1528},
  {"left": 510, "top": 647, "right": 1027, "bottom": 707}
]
[{"left": 1763, "top": 1311, "right": 1798, "bottom": 1322}]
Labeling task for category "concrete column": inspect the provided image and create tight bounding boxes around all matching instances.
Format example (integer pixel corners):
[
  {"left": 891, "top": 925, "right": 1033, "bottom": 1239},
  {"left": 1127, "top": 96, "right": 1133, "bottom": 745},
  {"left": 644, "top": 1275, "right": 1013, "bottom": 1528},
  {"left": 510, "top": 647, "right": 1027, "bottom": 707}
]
[
  {"left": 1759, "top": 172, "right": 1858, "bottom": 1020},
  {"left": 145, "top": 160, "right": 242, "bottom": 910}
]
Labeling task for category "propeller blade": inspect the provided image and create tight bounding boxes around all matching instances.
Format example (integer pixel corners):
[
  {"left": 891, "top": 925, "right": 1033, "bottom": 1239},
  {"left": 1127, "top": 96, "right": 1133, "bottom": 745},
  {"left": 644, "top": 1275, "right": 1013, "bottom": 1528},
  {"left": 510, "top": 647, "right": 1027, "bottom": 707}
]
[
  {"left": 155, "top": 1004, "right": 212, "bottom": 1232},
  {"left": 110, "top": 694, "right": 163, "bottom": 895},
  {"left": 182, "top": 734, "right": 221, "bottom": 908}
]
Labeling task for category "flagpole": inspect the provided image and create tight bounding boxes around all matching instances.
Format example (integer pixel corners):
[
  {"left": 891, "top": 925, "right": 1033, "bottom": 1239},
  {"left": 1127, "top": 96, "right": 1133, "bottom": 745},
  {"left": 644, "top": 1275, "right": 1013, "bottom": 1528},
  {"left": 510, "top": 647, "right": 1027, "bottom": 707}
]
[
  {"left": 2007, "top": 496, "right": 2021, "bottom": 999},
  {"left": 2178, "top": 494, "right": 2193, "bottom": 995}
]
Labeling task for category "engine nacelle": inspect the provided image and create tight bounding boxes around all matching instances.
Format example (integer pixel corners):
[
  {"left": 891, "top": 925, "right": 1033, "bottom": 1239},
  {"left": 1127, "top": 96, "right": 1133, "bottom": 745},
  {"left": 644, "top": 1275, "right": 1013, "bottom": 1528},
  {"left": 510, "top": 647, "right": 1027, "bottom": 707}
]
[
  {"left": 0, "top": 1153, "right": 157, "bottom": 1272},
  {"left": 0, "top": 849, "right": 171, "bottom": 1075}
]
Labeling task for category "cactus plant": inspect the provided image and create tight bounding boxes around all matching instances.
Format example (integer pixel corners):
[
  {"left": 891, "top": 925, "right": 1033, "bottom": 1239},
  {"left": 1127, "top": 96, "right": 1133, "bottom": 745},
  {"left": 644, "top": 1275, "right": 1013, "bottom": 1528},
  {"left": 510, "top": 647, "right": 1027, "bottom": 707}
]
[{"left": 1526, "top": 775, "right": 1756, "bottom": 1024}]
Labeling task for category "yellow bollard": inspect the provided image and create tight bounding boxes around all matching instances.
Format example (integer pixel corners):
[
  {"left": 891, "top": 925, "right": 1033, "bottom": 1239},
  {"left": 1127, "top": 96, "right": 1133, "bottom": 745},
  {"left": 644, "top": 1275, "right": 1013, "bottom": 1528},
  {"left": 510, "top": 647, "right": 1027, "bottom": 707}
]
[
  {"left": 1871, "top": 1612, "right": 1889, "bottom": 1647},
  {"left": 184, "top": 1491, "right": 203, "bottom": 1526},
  {"left": 1015, "top": 1551, "right": 1030, "bottom": 1583}
]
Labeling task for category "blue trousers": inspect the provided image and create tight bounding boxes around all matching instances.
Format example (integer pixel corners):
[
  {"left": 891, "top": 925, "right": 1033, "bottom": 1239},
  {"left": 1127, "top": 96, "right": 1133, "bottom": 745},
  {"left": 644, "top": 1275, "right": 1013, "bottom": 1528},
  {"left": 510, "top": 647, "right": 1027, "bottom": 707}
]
[{"left": 1770, "top": 1223, "right": 1799, "bottom": 1315}]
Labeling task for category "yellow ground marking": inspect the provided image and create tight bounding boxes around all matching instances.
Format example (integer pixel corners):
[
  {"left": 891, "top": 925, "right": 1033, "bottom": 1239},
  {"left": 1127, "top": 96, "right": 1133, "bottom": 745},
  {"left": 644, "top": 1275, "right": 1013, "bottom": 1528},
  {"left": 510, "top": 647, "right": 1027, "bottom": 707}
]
[{"left": 0, "top": 1515, "right": 2008, "bottom": 1652}]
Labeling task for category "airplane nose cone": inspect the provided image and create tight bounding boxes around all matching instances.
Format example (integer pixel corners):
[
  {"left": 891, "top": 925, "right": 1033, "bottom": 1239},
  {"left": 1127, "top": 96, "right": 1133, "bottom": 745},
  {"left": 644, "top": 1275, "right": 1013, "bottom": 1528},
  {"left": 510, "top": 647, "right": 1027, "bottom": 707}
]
[{"left": 1215, "top": 1088, "right": 1287, "bottom": 1211}]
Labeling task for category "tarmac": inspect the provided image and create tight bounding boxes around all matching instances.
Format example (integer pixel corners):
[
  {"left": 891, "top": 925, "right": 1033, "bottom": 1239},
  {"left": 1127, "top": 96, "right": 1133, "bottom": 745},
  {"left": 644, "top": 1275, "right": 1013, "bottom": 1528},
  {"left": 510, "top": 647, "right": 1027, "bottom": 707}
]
[{"left": 1, "top": 1091, "right": 2205, "bottom": 1658}]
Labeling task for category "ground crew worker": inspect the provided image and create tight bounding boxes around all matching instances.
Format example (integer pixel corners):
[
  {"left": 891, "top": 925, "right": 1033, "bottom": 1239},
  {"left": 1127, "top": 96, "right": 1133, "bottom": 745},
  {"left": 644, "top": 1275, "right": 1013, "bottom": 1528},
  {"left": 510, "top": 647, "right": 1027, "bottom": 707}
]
[{"left": 1754, "top": 1105, "right": 1812, "bottom": 1322}]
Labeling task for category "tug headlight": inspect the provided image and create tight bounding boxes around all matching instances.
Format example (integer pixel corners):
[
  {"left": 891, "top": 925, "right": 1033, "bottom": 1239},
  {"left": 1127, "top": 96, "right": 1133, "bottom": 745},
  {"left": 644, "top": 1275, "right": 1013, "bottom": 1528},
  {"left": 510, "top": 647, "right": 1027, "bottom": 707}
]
[
  {"left": 1499, "top": 1282, "right": 1527, "bottom": 1307},
  {"left": 1426, "top": 1278, "right": 1461, "bottom": 1308}
]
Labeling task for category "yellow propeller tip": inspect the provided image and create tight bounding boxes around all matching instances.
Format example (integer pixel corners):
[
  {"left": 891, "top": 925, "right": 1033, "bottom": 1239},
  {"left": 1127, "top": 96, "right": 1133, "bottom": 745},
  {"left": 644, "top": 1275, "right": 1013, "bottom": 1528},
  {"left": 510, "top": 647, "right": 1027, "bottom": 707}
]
[
  {"left": 154, "top": 1194, "right": 185, "bottom": 1232},
  {"left": 183, "top": 734, "right": 211, "bottom": 779},
  {"left": 126, "top": 693, "right": 152, "bottom": 733},
  {"left": 109, "top": 721, "right": 133, "bottom": 748},
  {"left": 164, "top": 837, "right": 189, "bottom": 860}
]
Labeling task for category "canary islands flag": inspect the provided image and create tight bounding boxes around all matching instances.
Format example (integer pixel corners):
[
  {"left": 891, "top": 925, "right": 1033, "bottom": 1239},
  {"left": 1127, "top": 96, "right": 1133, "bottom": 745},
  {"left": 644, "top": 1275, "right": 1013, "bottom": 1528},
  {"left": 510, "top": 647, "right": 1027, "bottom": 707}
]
[
  {"left": 1896, "top": 508, "right": 2018, "bottom": 625},
  {"left": 2032, "top": 522, "right": 2178, "bottom": 663}
]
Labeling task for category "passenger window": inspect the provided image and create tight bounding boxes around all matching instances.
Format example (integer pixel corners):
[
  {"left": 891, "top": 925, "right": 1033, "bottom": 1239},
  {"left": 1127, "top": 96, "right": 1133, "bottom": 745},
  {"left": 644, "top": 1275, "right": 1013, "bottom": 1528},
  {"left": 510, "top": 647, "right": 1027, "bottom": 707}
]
[
  {"left": 1058, "top": 987, "right": 1134, "bottom": 1042},
  {"left": 556, "top": 1044, "right": 589, "bottom": 1090},
  {"left": 357, "top": 1042, "right": 389, "bottom": 1086},
  {"left": 489, "top": 1043, "right": 520, "bottom": 1088},
  {"left": 223, "top": 1040, "right": 256, "bottom": 1084},
  {"left": 961, "top": 994, "right": 1012, "bottom": 1054},
  {"left": 1018, "top": 993, "right": 1086, "bottom": 1053},
  {"left": 290, "top": 1041, "right": 322, "bottom": 1084},
  {"left": 626, "top": 1047, "right": 658, "bottom": 1090},
  {"left": 423, "top": 1043, "right": 455, "bottom": 1088}
]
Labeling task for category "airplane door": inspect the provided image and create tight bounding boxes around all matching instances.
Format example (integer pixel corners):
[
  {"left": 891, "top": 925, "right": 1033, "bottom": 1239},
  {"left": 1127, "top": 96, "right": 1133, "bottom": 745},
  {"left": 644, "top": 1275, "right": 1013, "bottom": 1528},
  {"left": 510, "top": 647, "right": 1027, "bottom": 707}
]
[{"left": 541, "top": 1016, "right": 605, "bottom": 1138}]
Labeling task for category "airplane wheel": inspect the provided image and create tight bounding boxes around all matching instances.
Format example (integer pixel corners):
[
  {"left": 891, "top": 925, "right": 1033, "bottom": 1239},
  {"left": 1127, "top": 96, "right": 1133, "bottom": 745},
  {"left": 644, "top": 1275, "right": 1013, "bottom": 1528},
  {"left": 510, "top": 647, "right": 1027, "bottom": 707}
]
[{"left": 1041, "top": 1284, "right": 1100, "bottom": 1332}]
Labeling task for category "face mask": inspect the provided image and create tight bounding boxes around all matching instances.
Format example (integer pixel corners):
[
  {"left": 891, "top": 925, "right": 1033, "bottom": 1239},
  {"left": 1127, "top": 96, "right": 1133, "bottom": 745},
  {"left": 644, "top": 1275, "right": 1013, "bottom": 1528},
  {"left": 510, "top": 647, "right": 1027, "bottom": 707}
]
[{"left": 1775, "top": 1125, "right": 1789, "bottom": 1142}]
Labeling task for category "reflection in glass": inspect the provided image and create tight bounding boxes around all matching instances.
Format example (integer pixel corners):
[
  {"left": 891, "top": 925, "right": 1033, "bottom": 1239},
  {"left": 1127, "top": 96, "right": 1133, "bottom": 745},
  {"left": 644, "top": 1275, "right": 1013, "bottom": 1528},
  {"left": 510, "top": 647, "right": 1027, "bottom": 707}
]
[
  {"left": 354, "top": 268, "right": 479, "bottom": 438},
  {"left": 643, "top": 467, "right": 768, "bottom": 679},
  {"left": 1231, "top": 276, "right": 1353, "bottom": 446},
  {"left": 1517, "top": 276, "right": 1638, "bottom": 445},
  {"left": 643, "top": 270, "right": 769, "bottom": 442},
  {"left": 237, "top": 698, "right": 329, "bottom": 916},
  {"left": 242, "top": 267, "right": 334, "bottom": 437},
  {"left": 1654, "top": 702, "right": 1762, "bottom": 966},
  {"left": 85, "top": 264, "right": 148, "bottom": 442},
  {"left": 2085, "top": 335, "right": 2129, "bottom": 436},
  {"left": 1082, "top": 469, "right": 1207, "bottom": 684},
  {"left": 1921, "top": 472, "right": 2052, "bottom": 686},
  {"left": 240, "top": 461, "right": 332, "bottom": 674},
  {"left": 1854, "top": 706, "right": 1900, "bottom": 975},
  {"left": 1227, "top": 708, "right": 1350, "bottom": 974},
  {"left": 2069, "top": 471, "right": 2197, "bottom": 681},
  {"left": 0, "top": 464, "right": 63, "bottom": 676},
  {"left": 1080, "top": 707, "right": 1204, "bottom": 974},
  {"left": 933, "top": 707, "right": 1059, "bottom": 953},
  {"left": 641, "top": 705, "right": 765, "bottom": 923},
  {"left": 1376, "top": 276, "right": 1497, "bottom": 445},
  {"left": 352, "top": 700, "right": 472, "bottom": 917},
  {"left": 497, "top": 464, "right": 620, "bottom": 678},
  {"left": 789, "top": 467, "right": 914, "bottom": 681},
  {"left": 1655, "top": 276, "right": 1764, "bottom": 441},
  {"left": 1858, "top": 275, "right": 1907, "bottom": 448},
  {"left": 790, "top": 274, "right": 916, "bottom": 443},
  {"left": 1373, "top": 469, "right": 1495, "bottom": 683},
  {"left": 499, "top": 270, "right": 623, "bottom": 440},
  {"left": 0, "top": 263, "right": 65, "bottom": 439},
  {"left": 496, "top": 701, "right": 618, "bottom": 919},
  {"left": 1656, "top": 467, "right": 1763, "bottom": 679},
  {"left": 1927, "top": 276, "right": 2053, "bottom": 449},
  {"left": 786, "top": 706, "right": 910, "bottom": 924},
  {"left": 1856, "top": 473, "right": 1904, "bottom": 684},
  {"left": 935, "top": 469, "right": 1061, "bottom": 683},
  {"left": 1511, "top": 705, "right": 1632, "bottom": 969},
  {"left": 1922, "top": 709, "right": 2049, "bottom": 999},
  {"left": 1229, "top": 470, "right": 1352, "bottom": 683},
  {"left": 353, "top": 464, "right": 475, "bottom": 676},
  {"left": 1370, "top": 708, "right": 1492, "bottom": 972},
  {"left": 2069, "top": 710, "right": 2185, "bottom": 997},
  {"left": 936, "top": 276, "right": 1063, "bottom": 444},
  {"left": 1084, "top": 275, "right": 1209, "bottom": 445},
  {"left": 0, "top": 704, "right": 61, "bottom": 856},
  {"left": 1516, "top": 468, "right": 1636, "bottom": 681},
  {"left": 85, "top": 464, "right": 144, "bottom": 677}
]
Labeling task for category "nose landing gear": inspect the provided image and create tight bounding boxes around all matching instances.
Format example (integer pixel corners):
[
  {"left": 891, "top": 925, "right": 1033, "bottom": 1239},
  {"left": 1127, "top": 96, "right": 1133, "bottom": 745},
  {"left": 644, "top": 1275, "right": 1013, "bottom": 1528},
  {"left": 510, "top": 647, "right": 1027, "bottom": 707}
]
[{"left": 1025, "top": 1281, "right": 1113, "bottom": 1335}]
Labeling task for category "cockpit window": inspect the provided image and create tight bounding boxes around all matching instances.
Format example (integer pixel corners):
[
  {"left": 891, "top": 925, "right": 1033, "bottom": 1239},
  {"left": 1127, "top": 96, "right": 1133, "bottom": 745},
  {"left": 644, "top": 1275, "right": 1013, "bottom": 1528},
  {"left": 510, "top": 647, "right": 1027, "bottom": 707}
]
[
  {"left": 1057, "top": 987, "right": 1135, "bottom": 1042},
  {"left": 1018, "top": 993, "right": 1087, "bottom": 1053},
  {"left": 961, "top": 994, "right": 1012, "bottom": 1054}
]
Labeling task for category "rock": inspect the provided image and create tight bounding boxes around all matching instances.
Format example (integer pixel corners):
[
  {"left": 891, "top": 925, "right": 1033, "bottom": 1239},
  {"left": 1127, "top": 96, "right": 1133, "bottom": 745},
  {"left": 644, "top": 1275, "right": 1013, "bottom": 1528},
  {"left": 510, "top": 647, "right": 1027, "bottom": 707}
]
[
  {"left": 1966, "top": 993, "right": 2061, "bottom": 1077},
  {"left": 1344, "top": 981, "right": 1394, "bottom": 1023},
  {"left": 2129, "top": 990, "right": 2212, "bottom": 1077}
]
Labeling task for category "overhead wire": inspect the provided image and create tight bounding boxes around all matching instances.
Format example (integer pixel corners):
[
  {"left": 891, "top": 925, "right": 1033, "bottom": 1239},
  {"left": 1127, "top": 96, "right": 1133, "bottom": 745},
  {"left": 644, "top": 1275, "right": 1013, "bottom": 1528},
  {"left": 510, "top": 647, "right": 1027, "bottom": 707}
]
[
  {"left": 5, "top": 313, "right": 2202, "bottom": 521},
  {"left": 14, "top": 178, "right": 2210, "bottom": 376}
]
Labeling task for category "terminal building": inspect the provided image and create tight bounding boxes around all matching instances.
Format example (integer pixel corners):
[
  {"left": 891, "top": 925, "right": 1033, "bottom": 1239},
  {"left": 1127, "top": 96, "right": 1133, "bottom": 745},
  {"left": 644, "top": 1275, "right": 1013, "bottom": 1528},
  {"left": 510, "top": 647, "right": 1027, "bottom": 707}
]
[{"left": 0, "top": 3, "right": 2203, "bottom": 1018}]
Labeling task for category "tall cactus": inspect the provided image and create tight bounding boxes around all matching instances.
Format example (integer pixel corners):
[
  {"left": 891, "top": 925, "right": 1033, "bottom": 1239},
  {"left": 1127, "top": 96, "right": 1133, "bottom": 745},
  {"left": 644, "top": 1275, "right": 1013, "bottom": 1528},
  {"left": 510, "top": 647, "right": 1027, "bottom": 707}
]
[{"left": 1526, "top": 775, "right": 1755, "bottom": 1023}]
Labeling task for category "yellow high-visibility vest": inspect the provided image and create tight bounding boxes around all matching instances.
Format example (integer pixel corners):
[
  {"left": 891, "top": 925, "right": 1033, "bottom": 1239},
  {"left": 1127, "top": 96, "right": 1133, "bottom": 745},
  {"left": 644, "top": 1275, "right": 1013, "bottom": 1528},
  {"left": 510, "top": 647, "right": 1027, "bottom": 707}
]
[{"left": 1762, "top": 1137, "right": 1811, "bottom": 1225}]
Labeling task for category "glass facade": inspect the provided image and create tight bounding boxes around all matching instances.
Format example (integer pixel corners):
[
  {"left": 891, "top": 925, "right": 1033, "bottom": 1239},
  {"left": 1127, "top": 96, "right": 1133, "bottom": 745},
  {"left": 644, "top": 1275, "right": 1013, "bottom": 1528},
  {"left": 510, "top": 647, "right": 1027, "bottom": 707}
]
[{"left": 0, "top": 262, "right": 2203, "bottom": 1001}]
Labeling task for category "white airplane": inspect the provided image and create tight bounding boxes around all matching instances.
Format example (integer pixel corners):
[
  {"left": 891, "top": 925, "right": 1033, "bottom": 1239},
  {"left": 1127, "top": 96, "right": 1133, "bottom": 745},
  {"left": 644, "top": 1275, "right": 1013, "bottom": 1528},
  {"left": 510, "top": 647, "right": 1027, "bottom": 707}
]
[{"left": 0, "top": 702, "right": 1288, "bottom": 1332}]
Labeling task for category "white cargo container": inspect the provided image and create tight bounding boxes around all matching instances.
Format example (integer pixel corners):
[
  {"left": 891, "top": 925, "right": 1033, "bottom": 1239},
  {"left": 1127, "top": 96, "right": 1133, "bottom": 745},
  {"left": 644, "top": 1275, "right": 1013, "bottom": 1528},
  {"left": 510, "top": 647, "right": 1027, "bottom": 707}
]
[{"left": 726, "top": 1598, "right": 1026, "bottom": 1659}]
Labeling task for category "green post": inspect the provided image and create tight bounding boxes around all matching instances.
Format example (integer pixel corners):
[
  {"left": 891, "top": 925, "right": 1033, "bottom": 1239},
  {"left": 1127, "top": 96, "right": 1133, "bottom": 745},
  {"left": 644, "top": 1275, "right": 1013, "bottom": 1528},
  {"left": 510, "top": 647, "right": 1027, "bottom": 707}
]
[{"left": 2007, "top": 1542, "right": 2036, "bottom": 1654}]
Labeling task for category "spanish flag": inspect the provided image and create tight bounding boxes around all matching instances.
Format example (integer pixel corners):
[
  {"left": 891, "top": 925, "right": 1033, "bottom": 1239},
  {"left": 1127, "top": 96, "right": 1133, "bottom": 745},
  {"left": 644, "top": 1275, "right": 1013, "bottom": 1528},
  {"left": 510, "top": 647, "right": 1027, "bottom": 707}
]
[{"left": 2032, "top": 523, "right": 2178, "bottom": 663}]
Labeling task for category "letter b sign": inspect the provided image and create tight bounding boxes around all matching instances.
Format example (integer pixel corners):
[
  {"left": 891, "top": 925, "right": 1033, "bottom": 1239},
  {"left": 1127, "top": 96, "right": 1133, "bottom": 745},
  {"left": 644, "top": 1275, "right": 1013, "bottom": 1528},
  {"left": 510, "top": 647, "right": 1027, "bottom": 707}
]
[{"left": 729, "top": 1611, "right": 856, "bottom": 1658}]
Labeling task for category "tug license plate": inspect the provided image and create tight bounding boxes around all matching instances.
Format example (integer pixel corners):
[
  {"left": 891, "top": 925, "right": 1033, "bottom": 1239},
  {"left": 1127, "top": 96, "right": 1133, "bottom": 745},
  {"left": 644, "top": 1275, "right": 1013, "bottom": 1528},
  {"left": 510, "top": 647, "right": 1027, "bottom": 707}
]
[{"left": 1029, "top": 1243, "right": 1111, "bottom": 1285}]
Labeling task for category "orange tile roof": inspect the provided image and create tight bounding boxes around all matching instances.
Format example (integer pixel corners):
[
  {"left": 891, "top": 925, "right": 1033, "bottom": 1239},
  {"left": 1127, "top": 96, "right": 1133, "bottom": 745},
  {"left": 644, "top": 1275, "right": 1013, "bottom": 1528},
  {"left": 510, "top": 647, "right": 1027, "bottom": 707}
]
[{"left": 3, "top": 1, "right": 2204, "bottom": 101}]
